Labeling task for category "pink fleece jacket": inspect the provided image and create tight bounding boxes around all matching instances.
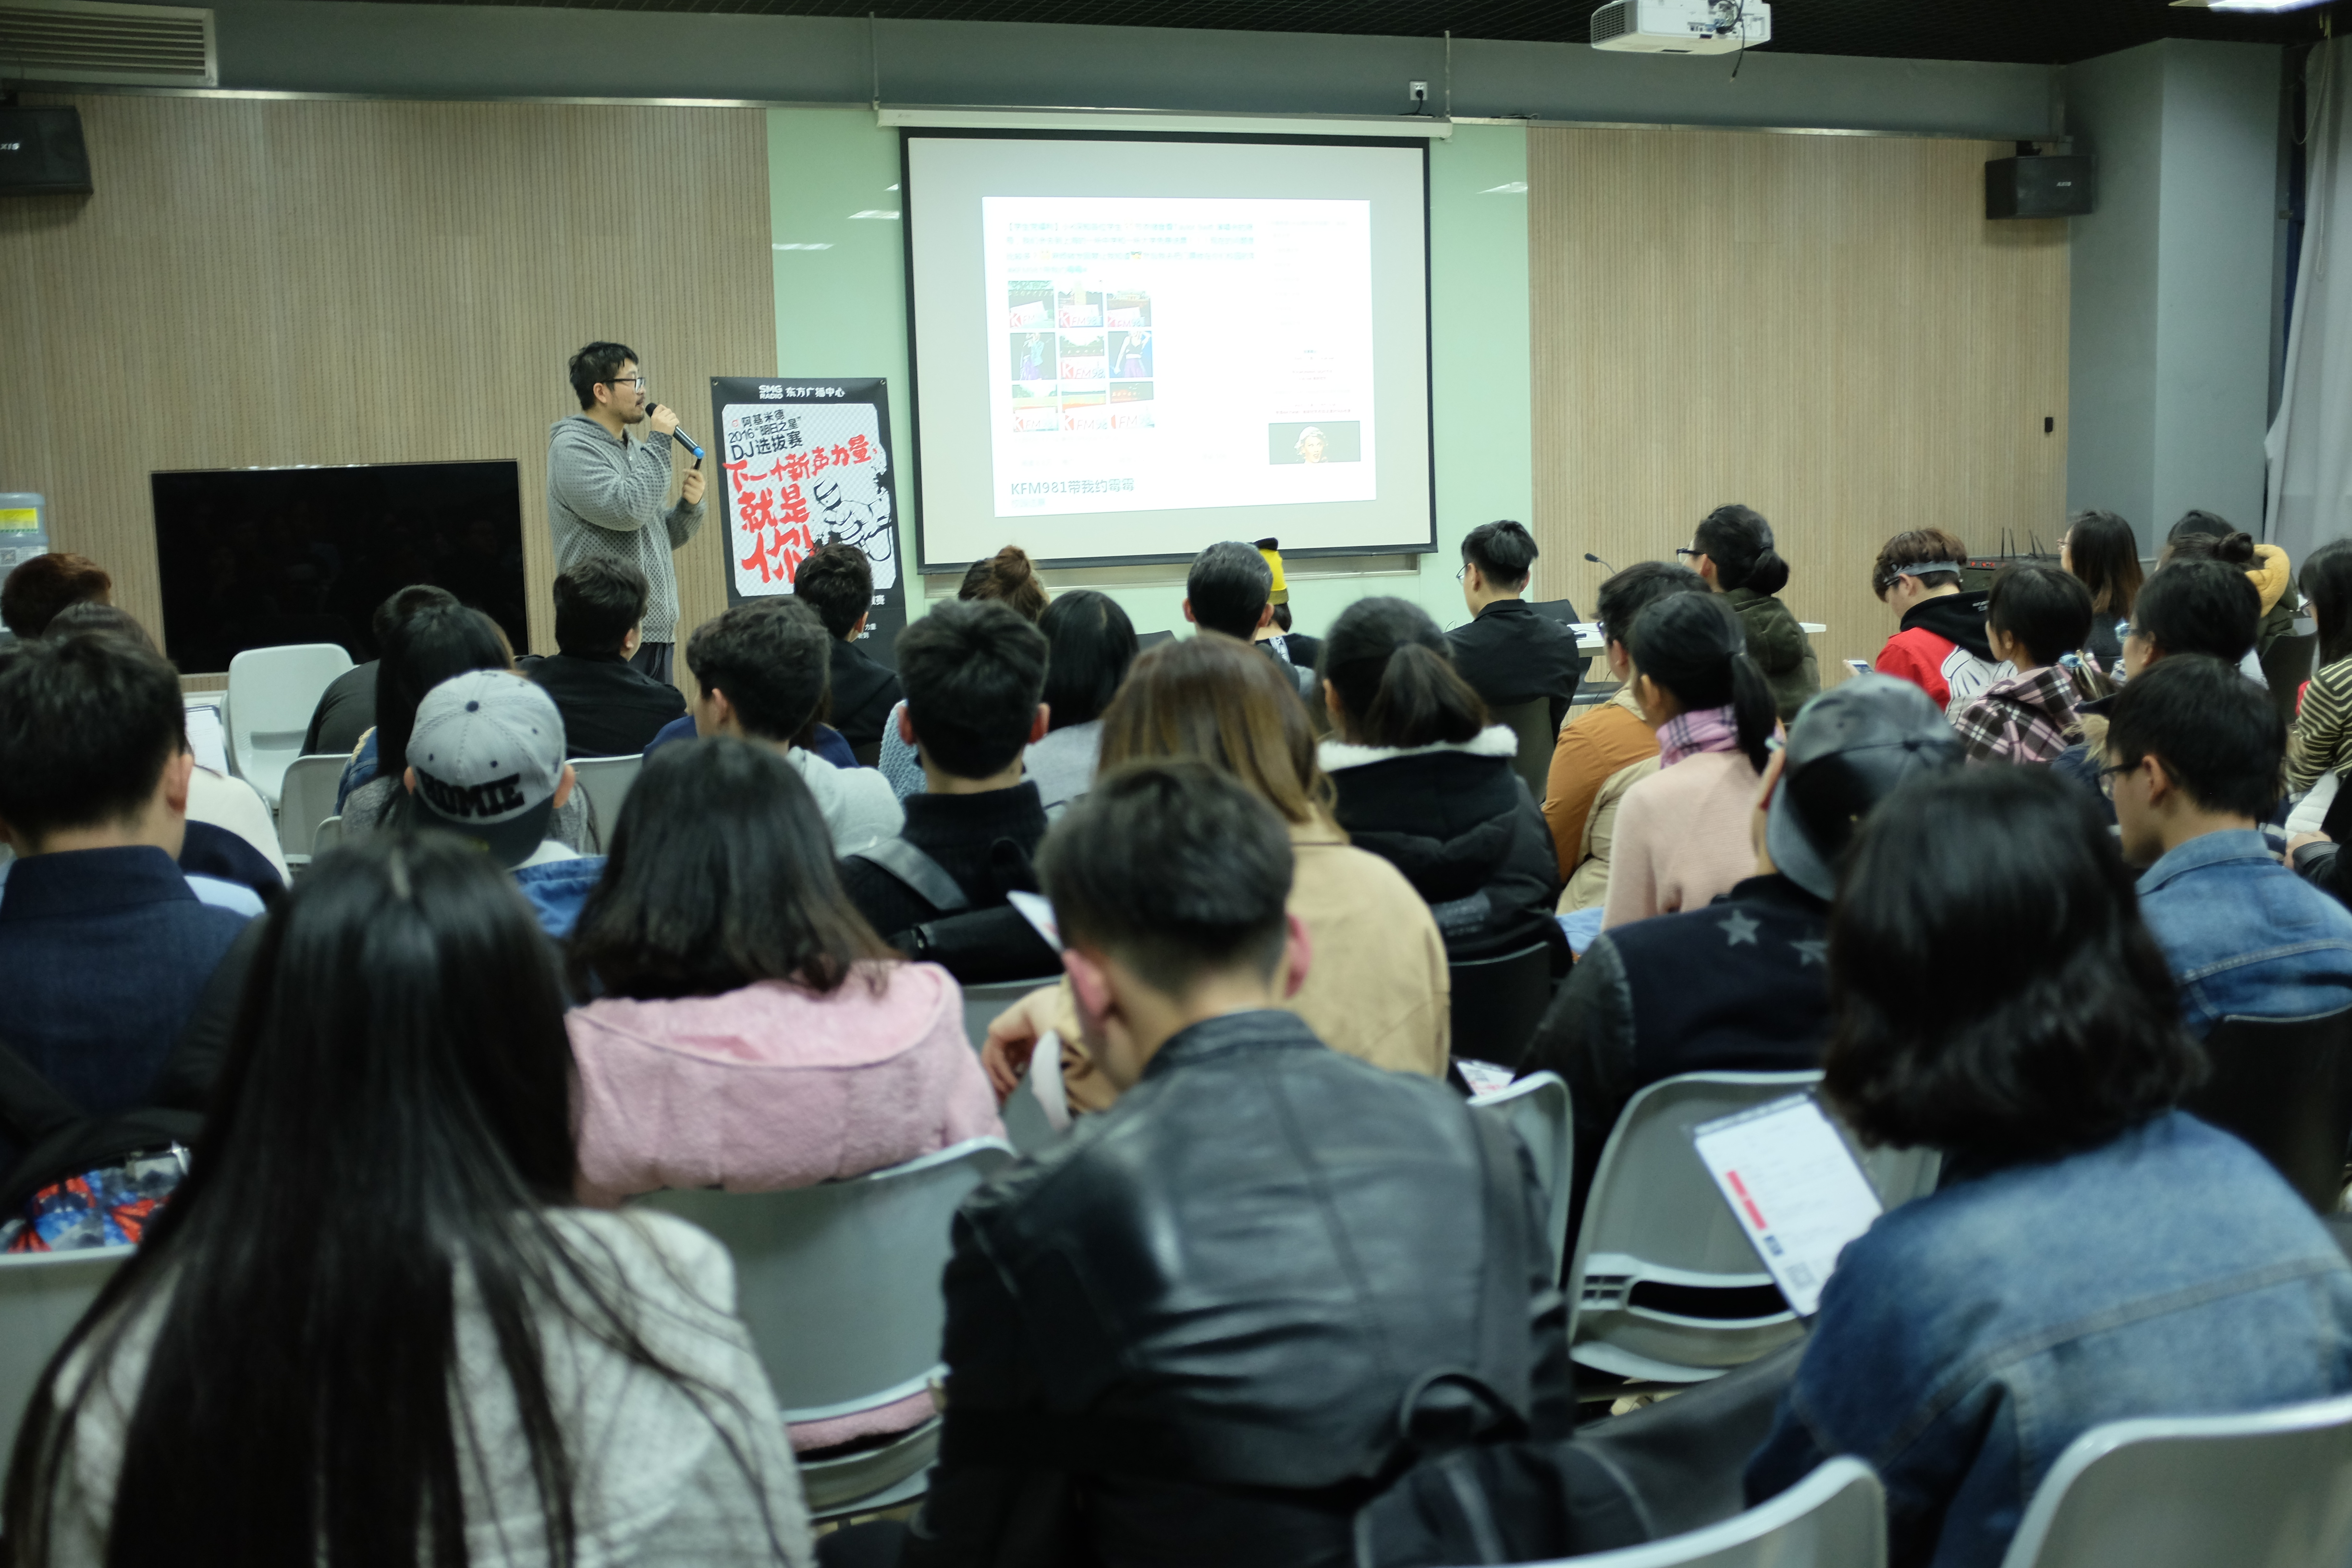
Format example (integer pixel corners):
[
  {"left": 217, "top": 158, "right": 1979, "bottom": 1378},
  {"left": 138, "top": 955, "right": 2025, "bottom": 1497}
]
[
  {"left": 1600, "top": 749, "right": 1764, "bottom": 930},
  {"left": 567, "top": 962, "right": 1003, "bottom": 1453}
]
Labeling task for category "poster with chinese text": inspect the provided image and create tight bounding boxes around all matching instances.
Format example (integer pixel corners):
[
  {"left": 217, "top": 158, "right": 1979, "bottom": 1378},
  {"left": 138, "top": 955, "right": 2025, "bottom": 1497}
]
[{"left": 710, "top": 376, "right": 906, "bottom": 666}]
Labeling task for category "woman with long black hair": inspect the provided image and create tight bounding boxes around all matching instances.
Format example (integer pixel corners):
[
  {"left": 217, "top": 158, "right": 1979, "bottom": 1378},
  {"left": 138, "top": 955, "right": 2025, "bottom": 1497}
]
[
  {"left": 1688, "top": 503, "right": 1818, "bottom": 722},
  {"left": 1601, "top": 590, "right": 1775, "bottom": 929},
  {"left": 4, "top": 834, "right": 812, "bottom": 1567},
  {"left": 2059, "top": 508, "right": 2144, "bottom": 672}
]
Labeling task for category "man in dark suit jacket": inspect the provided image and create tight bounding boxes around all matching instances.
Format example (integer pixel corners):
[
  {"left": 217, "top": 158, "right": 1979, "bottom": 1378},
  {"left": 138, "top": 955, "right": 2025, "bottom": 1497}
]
[
  {"left": 521, "top": 559, "right": 686, "bottom": 758},
  {"left": 1446, "top": 521, "right": 1585, "bottom": 735},
  {"left": 795, "top": 542, "right": 902, "bottom": 762}
]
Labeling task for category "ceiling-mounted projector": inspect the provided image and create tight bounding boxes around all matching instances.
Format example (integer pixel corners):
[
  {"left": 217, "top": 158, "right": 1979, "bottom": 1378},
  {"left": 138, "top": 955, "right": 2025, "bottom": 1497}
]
[{"left": 1590, "top": 0, "right": 1771, "bottom": 53}]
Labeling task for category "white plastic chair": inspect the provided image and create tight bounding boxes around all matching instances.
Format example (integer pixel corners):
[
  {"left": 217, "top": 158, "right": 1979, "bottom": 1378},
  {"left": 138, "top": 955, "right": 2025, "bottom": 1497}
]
[
  {"left": 1470, "top": 1071, "right": 1572, "bottom": 1275},
  {"left": 1997, "top": 1392, "right": 2352, "bottom": 1568},
  {"left": 568, "top": 754, "right": 643, "bottom": 853},
  {"left": 1516, "top": 1455, "right": 1884, "bottom": 1568},
  {"left": 310, "top": 815, "right": 343, "bottom": 858},
  {"left": 960, "top": 977, "right": 1068, "bottom": 1155},
  {"left": 1568, "top": 1071, "right": 1939, "bottom": 1382},
  {"left": 225, "top": 644, "right": 353, "bottom": 808},
  {"left": 0, "top": 1245, "right": 135, "bottom": 1448},
  {"left": 275, "top": 753, "right": 350, "bottom": 863},
  {"left": 635, "top": 1137, "right": 1017, "bottom": 1518}
]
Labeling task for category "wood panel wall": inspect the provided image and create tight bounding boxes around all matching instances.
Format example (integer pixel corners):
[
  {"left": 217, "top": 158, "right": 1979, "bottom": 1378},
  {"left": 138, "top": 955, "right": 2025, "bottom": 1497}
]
[
  {"left": 0, "top": 94, "right": 774, "bottom": 687},
  {"left": 1528, "top": 127, "right": 2070, "bottom": 677}
]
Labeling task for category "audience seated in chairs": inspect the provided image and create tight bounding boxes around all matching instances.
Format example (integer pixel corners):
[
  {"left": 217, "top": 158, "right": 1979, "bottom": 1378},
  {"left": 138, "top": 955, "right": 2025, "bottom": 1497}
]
[
  {"left": 685, "top": 597, "right": 902, "bottom": 858},
  {"left": 793, "top": 542, "right": 903, "bottom": 763},
  {"left": 565, "top": 735, "right": 1000, "bottom": 1208},
  {"left": 839, "top": 600, "right": 1058, "bottom": 982},
  {"left": 1317, "top": 595, "right": 1566, "bottom": 969},
  {"left": 1523, "top": 673, "right": 1961, "bottom": 1230},
  {"left": 1185, "top": 539, "right": 1317, "bottom": 705},
  {"left": 1602, "top": 590, "right": 1775, "bottom": 930},
  {"left": 1445, "top": 519, "right": 1584, "bottom": 734},
  {"left": 879, "top": 546, "right": 1048, "bottom": 798},
  {"left": 2105, "top": 654, "right": 2352, "bottom": 1037},
  {"left": 2, "top": 833, "right": 815, "bottom": 1565},
  {"left": 866, "top": 762, "right": 1568, "bottom": 1568},
  {"left": 0, "top": 551, "right": 111, "bottom": 641},
  {"left": 1949, "top": 563, "right": 2098, "bottom": 765},
  {"left": 1688, "top": 504, "right": 1819, "bottom": 723},
  {"left": 309, "top": 584, "right": 453, "bottom": 767},
  {"left": 1870, "top": 528, "right": 2008, "bottom": 717},
  {"left": 981, "top": 631, "right": 1451, "bottom": 1109},
  {"left": 0, "top": 631, "right": 257, "bottom": 1185},
  {"left": 2061, "top": 507, "right": 2144, "bottom": 675},
  {"left": 1025, "top": 588, "right": 1137, "bottom": 816},
  {"left": 1544, "top": 561, "right": 1709, "bottom": 909},
  {"left": 1746, "top": 764, "right": 2352, "bottom": 1568},
  {"left": 521, "top": 557, "right": 687, "bottom": 757}
]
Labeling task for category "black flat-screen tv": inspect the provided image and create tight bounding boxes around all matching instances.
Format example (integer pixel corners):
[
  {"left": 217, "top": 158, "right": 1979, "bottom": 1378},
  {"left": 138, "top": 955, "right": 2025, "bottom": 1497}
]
[{"left": 151, "top": 461, "right": 528, "bottom": 675}]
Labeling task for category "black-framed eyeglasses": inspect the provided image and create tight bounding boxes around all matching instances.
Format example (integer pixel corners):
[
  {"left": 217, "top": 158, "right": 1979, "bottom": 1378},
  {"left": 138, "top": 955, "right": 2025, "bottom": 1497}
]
[
  {"left": 1454, "top": 564, "right": 1469, "bottom": 582},
  {"left": 604, "top": 375, "right": 647, "bottom": 392},
  {"left": 2095, "top": 758, "right": 2139, "bottom": 800},
  {"left": 1673, "top": 547, "right": 1702, "bottom": 560}
]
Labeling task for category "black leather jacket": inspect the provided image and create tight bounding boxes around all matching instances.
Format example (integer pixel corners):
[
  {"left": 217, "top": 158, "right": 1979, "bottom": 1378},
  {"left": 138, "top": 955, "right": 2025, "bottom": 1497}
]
[{"left": 905, "top": 1010, "right": 1573, "bottom": 1568}]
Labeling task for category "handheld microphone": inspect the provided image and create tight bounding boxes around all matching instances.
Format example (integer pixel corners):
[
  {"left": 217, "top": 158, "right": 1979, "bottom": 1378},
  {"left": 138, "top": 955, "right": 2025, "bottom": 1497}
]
[
  {"left": 1584, "top": 552, "right": 1618, "bottom": 574},
  {"left": 649, "top": 404, "right": 706, "bottom": 465}
]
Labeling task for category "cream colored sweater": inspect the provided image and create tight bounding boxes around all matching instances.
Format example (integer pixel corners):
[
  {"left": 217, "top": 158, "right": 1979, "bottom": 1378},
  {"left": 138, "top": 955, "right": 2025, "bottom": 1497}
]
[{"left": 1600, "top": 749, "right": 1764, "bottom": 930}]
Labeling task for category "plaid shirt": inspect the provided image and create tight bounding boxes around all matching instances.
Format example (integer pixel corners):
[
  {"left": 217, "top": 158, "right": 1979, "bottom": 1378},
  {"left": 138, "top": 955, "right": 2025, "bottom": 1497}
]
[{"left": 1951, "top": 664, "right": 2084, "bottom": 765}]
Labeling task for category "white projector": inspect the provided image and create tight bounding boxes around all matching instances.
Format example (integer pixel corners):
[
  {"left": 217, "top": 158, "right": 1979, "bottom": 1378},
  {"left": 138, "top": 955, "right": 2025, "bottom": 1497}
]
[{"left": 1590, "top": 0, "right": 1772, "bottom": 54}]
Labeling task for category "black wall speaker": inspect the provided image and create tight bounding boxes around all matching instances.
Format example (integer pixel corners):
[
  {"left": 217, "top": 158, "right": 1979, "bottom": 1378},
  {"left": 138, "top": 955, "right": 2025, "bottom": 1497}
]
[
  {"left": 0, "top": 107, "right": 94, "bottom": 196},
  {"left": 1985, "top": 155, "right": 2093, "bottom": 220}
]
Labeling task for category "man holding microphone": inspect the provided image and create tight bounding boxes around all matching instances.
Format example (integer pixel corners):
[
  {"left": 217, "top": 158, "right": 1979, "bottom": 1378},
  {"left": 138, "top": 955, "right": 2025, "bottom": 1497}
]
[{"left": 547, "top": 342, "right": 706, "bottom": 685}]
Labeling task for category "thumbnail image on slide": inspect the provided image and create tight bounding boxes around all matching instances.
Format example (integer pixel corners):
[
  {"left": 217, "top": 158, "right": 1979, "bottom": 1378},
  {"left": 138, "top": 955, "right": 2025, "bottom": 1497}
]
[
  {"left": 1006, "top": 282, "right": 1054, "bottom": 330},
  {"left": 1010, "top": 382, "right": 1058, "bottom": 433},
  {"left": 1057, "top": 288, "right": 1103, "bottom": 327},
  {"left": 1108, "top": 330, "right": 1152, "bottom": 379},
  {"left": 1106, "top": 291, "right": 1152, "bottom": 329},
  {"left": 1011, "top": 331, "right": 1055, "bottom": 382},
  {"left": 1269, "top": 421, "right": 1361, "bottom": 464},
  {"left": 1058, "top": 332, "right": 1108, "bottom": 383}
]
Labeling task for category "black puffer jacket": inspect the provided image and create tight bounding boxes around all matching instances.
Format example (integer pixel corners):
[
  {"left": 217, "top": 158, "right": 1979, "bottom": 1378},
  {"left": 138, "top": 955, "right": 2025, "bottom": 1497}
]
[
  {"left": 1321, "top": 727, "right": 1568, "bottom": 969},
  {"left": 907, "top": 1010, "right": 1573, "bottom": 1568}
]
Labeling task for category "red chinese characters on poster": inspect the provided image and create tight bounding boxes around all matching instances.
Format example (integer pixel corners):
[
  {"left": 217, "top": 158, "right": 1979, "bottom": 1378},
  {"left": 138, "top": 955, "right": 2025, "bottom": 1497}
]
[{"left": 720, "top": 401, "right": 896, "bottom": 597}]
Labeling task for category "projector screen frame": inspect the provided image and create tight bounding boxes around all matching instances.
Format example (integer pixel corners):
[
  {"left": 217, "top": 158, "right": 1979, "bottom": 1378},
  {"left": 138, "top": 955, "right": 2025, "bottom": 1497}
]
[{"left": 898, "top": 127, "right": 1438, "bottom": 575}]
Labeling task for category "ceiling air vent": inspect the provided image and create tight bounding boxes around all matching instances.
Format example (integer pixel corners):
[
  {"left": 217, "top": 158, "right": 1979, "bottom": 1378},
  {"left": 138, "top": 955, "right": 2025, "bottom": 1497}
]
[{"left": 0, "top": 0, "right": 215, "bottom": 88}]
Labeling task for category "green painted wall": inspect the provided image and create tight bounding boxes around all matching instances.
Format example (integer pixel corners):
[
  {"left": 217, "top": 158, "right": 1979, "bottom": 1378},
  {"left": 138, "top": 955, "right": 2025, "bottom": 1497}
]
[{"left": 766, "top": 109, "right": 1534, "bottom": 639}]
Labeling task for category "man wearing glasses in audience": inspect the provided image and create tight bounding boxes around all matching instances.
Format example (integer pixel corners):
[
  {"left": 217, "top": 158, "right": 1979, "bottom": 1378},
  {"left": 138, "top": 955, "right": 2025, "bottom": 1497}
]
[{"left": 547, "top": 342, "right": 706, "bottom": 686}]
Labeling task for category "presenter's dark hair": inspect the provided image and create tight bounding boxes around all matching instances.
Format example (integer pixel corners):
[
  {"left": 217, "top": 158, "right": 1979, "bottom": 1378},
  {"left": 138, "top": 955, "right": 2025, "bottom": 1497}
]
[
  {"left": 567, "top": 341, "right": 638, "bottom": 409},
  {"left": 1625, "top": 591, "right": 1775, "bottom": 772},
  {"left": 2303, "top": 539, "right": 2352, "bottom": 668},
  {"left": 1870, "top": 527, "right": 1969, "bottom": 600},
  {"left": 370, "top": 584, "right": 458, "bottom": 661},
  {"left": 897, "top": 599, "right": 1049, "bottom": 779},
  {"left": 1, "top": 551, "right": 113, "bottom": 638},
  {"left": 1825, "top": 766, "right": 2199, "bottom": 1162},
  {"left": 1692, "top": 504, "right": 1790, "bottom": 596},
  {"left": 1039, "top": 588, "right": 1138, "bottom": 732},
  {"left": 794, "top": 542, "right": 875, "bottom": 640},
  {"left": 1187, "top": 540, "right": 1275, "bottom": 640},
  {"left": 552, "top": 558, "right": 649, "bottom": 658},
  {"left": 569, "top": 736, "right": 889, "bottom": 999},
  {"left": 959, "top": 545, "right": 1048, "bottom": 623},
  {"left": 685, "top": 597, "right": 832, "bottom": 743},
  {"left": 2105, "top": 654, "right": 2284, "bottom": 821},
  {"left": 374, "top": 602, "right": 508, "bottom": 777},
  {"left": 1986, "top": 563, "right": 2095, "bottom": 669},
  {"left": 0, "top": 631, "right": 184, "bottom": 840},
  {"left": 1595, "top": 560, "right": 1708, "bottom": 650},
  {"left": 2065, "top": 509, "right": 2144, "bottom": 617},
  {"left": 1460, "top": 521, "right": 1539, "bottom": 589},
  {"left": 1040, "top": 760, "right": 1294, "bottom": 995},
  {"left": 1101, "top": 633, "right": 1335, "bottom": 827},
  {"left": 0, "top": 833, "right": 788, "bottom": 1566},
  {"left": 1321, "top": 596, "right": 1487, "bottom": 750},
  {"left": 2132, "top": 559, "right": 2261, "bottom": 662}
]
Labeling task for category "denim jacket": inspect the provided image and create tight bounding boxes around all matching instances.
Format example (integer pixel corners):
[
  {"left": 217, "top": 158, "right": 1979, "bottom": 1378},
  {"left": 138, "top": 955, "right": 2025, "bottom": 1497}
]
[
  {"left": 1745, "top": 1113, "right": 2352, "bottom": 1568},
  {"left": 2134, "top": 829, "right": 2352, "bottom": 1038}
]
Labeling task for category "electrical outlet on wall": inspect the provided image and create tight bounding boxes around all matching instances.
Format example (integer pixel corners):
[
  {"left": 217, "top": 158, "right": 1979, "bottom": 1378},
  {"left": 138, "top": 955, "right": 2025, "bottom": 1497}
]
[{"left": 1408, "top": 80, "right": 1429, "bottom": 110}]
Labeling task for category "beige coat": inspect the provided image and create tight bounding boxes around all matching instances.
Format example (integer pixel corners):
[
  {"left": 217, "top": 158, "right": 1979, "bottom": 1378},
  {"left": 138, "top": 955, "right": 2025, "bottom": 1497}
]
[
  {"left": 1563, "top": 748, "right": 1660, "bottom": 912},
  {"left": 1062, "top": 815, "right": 1451, "bottom": 1110}
]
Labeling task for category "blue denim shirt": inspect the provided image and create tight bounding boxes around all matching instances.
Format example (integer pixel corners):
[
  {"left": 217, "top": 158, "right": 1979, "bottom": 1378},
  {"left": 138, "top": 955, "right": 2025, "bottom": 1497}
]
[
  {"left": 1746, "top": 1113, "right": 2352, "bottom": 1568},
  {"left": 513, "top": 854, "right": 605, "bottom": 940},
  {"left": 2134, "top": 828, "right": 2352, "bottom": 1038}
]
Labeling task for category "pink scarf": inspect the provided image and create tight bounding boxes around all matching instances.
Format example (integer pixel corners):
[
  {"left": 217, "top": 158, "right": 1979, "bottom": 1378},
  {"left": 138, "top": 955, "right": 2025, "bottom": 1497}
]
[{"left": 1658, "top": 703, "right": 1742, "bottom": 767}]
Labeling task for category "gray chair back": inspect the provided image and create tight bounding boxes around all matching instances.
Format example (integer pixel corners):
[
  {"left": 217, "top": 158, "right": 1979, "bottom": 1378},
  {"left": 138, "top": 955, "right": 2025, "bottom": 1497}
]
[
  {"left": 1569, "top": 1072, "right": 1938, "bottom": 1382},
  {"left": 1470, "top": 1071, "right": 1572, "bottom": 1275},
  {"left": 0, "top": 1245, "right": 135, "bottom": 1447},
  {"left": 1489, "top": 696, "right": 1556, "bottom": 804},
  {"left": 275, "top": 753, "right": 349, "bottom": 862},
  {"left": 224, "top": 643, "right": 354, "bottom": 807},
  {"left": 567, "top": 754, "right": 644, "bottom": 853},
  {"left": 1997, "top": 1391, "right": 2352, "bottom": 1568},
  {"left": 1533, "top": 1455, "right": 1884, "bottom": 1568}
]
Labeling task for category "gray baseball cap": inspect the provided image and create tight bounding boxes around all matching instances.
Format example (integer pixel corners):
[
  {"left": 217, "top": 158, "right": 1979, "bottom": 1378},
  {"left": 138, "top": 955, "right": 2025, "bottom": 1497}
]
[
  {"left": 406, "top": 670, "right": 567, "bottom": 867},
  {"left": 1766, "top": 674, "right": 1964, "bottom": 901}
]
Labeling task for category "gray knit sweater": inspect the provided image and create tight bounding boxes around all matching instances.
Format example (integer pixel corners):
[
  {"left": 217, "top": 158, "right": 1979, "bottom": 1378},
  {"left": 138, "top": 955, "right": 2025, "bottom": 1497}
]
[{"left": 546, "top": 415, "right": 707, "bottom": 645}]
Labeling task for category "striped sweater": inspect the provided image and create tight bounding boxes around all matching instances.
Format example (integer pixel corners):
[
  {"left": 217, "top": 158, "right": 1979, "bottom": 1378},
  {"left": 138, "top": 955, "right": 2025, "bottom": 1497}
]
[{"left": 2291, "top": 656, "right": 2352, "bottom": 793}]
